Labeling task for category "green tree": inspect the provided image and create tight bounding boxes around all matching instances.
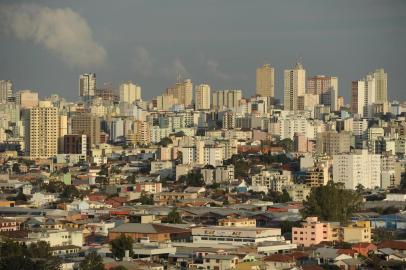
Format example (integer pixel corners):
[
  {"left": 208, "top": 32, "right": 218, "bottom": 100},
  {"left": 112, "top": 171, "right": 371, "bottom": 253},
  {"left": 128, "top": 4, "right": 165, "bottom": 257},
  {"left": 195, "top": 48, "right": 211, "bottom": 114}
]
[
  {"left": 80, "top": 251, "right": 105, "bottom": 270},
  {"left": 277, "top": 189, "right": 292, "bottom": 203},
  {"left": 110, "top": 234, "right": 134, "bottom": 261},
  {"left": 356, "top": 183, "right": 365, "bottom": 194},
  {"left": 159, "top": 137, "right": 173, "bottom": 147},
  {"left": 301, "top": 181, "right": 363, "bottom": 224},
  {"left": 15, "top": 190, "right": 27, "bottom": 202},
  {"left": 234, "top": 160, "right": 249, "bottom": 178},
  {"left": 166, "top": 208, "right": 182, "bottom": 224},
  {"left": 12, "top": 163, "right": 20, "bottom": 174},
  {"left": 138, "top": 192, "right": 154, "bottom": 205},
  {"left": 279, "top": 138, "right": 293, "bottom": 152},
  {"left": 0, "top": 240, "right": 61, "bottom": 270},
  {"left": 60, "top": 185, "right": 81, "bottom": 202},
  {"left": 178, "top": 172, "right": 205, "bottom": 187}
]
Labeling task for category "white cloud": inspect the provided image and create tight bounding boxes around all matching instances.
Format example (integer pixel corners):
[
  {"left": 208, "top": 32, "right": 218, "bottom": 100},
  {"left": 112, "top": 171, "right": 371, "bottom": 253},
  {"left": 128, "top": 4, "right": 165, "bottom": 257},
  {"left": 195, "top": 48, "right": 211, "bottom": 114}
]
[{"left": 0, "top": 3, "right": 106, "bottom": 69}]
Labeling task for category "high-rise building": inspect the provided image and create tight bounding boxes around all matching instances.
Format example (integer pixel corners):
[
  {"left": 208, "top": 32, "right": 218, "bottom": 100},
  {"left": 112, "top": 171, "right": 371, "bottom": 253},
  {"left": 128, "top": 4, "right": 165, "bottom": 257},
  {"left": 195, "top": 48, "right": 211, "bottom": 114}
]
[
  {"left": 256, "top": 64, "right": 275, "bottom": 97},
  {"left": 351, "top": 74, "right": 376, "bottom": 117},
  {"left": 166, "top": 79, "right": 193, "bottom": 107},
  {"left": 316, "top": 131, "right": 351, "bottom": 156},
  {"left": 373, "top": 68, "right": 387, "bottom": 103},
  {"left": 0, "top": 80, "right": 12, "bottom": 104},
  {"left": 284, "top": 62, "right": 306, "bottom": 111},
  {"left": 119, "top": 81, "right": 141, "bottom": 103},
  {"left": 79, "top": 73, "right": 96, "bottom": 97},
  {"left": 212, "top": 90, "right": 242, "bottom": 110},
  {"left": 71, "top": 113, "right": 101, "bottom": 146},
  {"left": 307, "top": 75, "right": 338, "bottom": 111},
  {"left": 195, "top": 84, "right": 211, "bottom": 110},
  {"left": 16, "top": 90, "right": 39, "bottom": 109},
  {"left": 333, "top": 149, "right": 381, "bottom": 189},
  {"left": 24, "top": 101, "right": 58, "bottom": 158}
]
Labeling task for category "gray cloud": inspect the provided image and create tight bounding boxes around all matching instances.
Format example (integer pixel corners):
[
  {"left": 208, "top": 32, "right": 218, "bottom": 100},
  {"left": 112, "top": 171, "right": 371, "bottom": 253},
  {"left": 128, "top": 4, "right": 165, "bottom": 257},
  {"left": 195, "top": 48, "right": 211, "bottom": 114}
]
[
  {"left": 0, "top": 3, "right": 106, "bottom": 69},
  {"left": 206, "top": 59, "right": 230, "bottom": 80},
  {"left": 133, "top": 46, "right": 153, "bottom": 77}
]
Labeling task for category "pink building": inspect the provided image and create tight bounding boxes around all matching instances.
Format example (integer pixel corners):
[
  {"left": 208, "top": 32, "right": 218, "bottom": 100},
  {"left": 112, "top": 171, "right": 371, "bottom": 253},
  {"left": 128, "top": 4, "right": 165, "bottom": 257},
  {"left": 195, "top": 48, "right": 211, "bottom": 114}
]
[
  {"left": 292, "top": 217, "right": 332, "bottom": 247},
  {"left": 293, "top": 133, "right": 313, "bottom": 153}
]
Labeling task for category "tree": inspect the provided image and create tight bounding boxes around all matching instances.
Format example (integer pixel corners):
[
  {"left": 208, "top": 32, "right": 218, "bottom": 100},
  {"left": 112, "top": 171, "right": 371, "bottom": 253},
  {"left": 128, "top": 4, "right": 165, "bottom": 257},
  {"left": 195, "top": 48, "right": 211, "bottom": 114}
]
[
  {"left": 15, "top": 190, "right": 27, "bottom": 202},
  {"left": 277, "top": 189, "right": 292, "bottom": 203},
  {"left": 60, "top": 185, "right": 81, "bottom": 202},
  {"left": 166, "top": 208, "right": 182, "bottom": 224},
  {"left": 159, "top": 137, "right": 173, "bottom": 147},
  {"left": 234, "top": 160, "right": 249, "bottom": 178},
  {"left": 138, "top": 192, "right": 154, "bottom": 205},
  {"left": 178, "top": 172, "right": 204, "bottom": 187},
  {"left": 80, "top": 251, "right": 105, "bottom": 270},
  {"left": 0, "top": 240, "right": 61, "bottom": 270},
  {"left": 356, "top": 183, "right": 365, "bottom": 194},
  {"left": 301, "top": 181, "right": 363, "bottom": 224},
  {"left": 12, "top": 163, "right": 20, "bottom": 174},
  {"left": 110, "top": 234, "right": 134, "bottom": 261},
  {"left": 279, "top": 138, "right": 293, "bottom": 152}
]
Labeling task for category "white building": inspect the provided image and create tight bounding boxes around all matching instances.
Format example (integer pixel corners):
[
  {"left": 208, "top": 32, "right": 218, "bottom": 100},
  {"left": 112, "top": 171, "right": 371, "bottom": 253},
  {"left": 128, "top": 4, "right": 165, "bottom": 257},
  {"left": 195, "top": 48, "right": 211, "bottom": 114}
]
[
  {"left": 192, "top": 226, "right": 284, "bottom": 246},
  {"left": 333, "top": 150, "right": 381, "bottom": 189}
]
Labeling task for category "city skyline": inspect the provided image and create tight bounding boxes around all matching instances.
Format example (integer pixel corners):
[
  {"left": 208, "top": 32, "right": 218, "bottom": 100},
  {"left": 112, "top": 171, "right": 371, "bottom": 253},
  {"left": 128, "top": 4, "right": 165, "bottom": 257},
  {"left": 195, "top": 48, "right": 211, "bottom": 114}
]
[{"left": 0, "top": 0, "right": 405, "bottom": 101}]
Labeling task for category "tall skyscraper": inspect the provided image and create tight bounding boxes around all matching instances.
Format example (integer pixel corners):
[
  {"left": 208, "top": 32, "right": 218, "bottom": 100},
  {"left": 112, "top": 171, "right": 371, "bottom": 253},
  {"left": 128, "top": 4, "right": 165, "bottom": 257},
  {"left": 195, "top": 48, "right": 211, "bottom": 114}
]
[
  {"left": 351, "top": 74, "right": 376, "bottom": 117},
  {"left": 307, "top": 75, "right": 338, "bottom": 111},
  {"left": 0, "top": 80, "right": 12, "bottom": 104},
  {"left": 71, "top": 112, "right": 101, "bottom": 146},
  {"left": 195, "top": 84, "right": 211, "bottom": 110},
  {"left": 79, "top": 73, "right": 96, "bottom": 98},
  {"left": 166, "top": 79, "right": 193, "bottom": 107},
  {"left": 119, "top": 81, "right": 141, "bottom": 103},
  {"left": 256, "top": 64, "right": 275, "bottom": 97},
  {"left": 284, "top": 62, "right": 306, "bottom": 111},
  {"left": 24, "top": 101, "right": 58, "bottom": 158},
  {"left": 212, "top": 90, "right": 242, "bottom": 110},
  {"left": 373, "top": 68, "right": 387, "bottom": 103}
]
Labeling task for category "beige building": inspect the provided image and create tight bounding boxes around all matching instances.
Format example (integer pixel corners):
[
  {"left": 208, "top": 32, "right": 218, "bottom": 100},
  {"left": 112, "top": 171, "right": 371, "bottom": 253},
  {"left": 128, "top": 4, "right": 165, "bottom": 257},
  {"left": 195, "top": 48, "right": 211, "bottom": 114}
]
[
  {"left": 17, "top": 90, "right": 39, "bottom": 109},
  {"left": 307, "top": 75, "right": 338, "bottom": 111},
  {"left": 256, "top": 64, "right": 275, "bottom": 97},
  {"left": 0, "top": 80, "right": 12, "bottom": 104},
  {"left": 71, "top": 113, "right": 101, "bottom": 146},
  {"left": 166, "top": 79, "right": 193, "bottom": 107},
  {"left": 119, "top": 81, "right": 141, "bottom": 103},
  {"left": 305, "top": 166, "right": 329, "bottom": 187},
  {"left": 284, "top": 62, "right": 306, "bottom": 111},
  {"left": 195, "top": 84, "right": 211, "bottom": 110},
  {"left": 212, "top": 90, "right": 242, "bottom": 110},
  {"left": 133, "top": 120, "right": 151, "bottom": 146},
  {"left": 24, "top": 101, "right": 58, "bottom": 158},
  {"left": 156, "top": 94, "right": 179, "bottom": 111},
  {"left": 316, "top": 131, "right": 351, "bottom": 156},
  {"left": 373, "top": 68, "right": 387, "bottom": 103},
  {"left": 297, "top": 93, "right": 319, "bottom": 111},
  {"left": 79, "top": 73, "right": 96, "bottom": 97}
]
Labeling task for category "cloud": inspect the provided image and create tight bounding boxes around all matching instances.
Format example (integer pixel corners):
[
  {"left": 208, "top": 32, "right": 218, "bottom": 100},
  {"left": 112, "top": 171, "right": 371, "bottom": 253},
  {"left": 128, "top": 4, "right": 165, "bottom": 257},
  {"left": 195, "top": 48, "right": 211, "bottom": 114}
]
[
  {"left": 0, "top": 3, "right": 106, "bottom": 69},
  {"left": 133, "top": 46, "right": 153, "bottom": 77},
  {"left": 206, "top": 59, "right": 230, "bottom": 80},
  {"left": 162, "top": 58, "right": 189, "bottom": 79}
]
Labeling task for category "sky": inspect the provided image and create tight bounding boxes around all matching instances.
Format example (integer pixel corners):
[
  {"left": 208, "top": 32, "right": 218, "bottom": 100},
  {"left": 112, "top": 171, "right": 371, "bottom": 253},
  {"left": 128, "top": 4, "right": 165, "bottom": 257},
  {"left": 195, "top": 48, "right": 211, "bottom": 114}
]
[{"left": 0, "top": 0, "right": 405, "bottom": 102}]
